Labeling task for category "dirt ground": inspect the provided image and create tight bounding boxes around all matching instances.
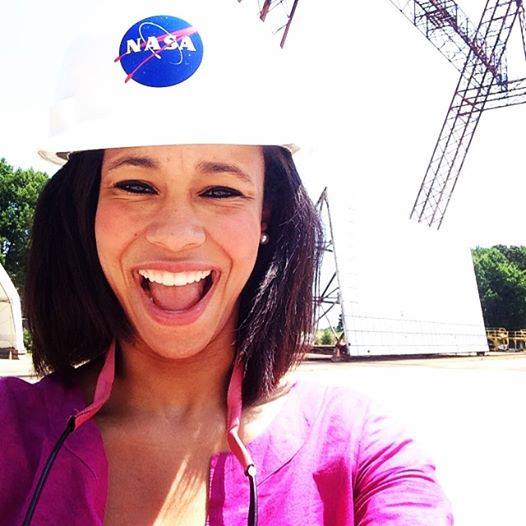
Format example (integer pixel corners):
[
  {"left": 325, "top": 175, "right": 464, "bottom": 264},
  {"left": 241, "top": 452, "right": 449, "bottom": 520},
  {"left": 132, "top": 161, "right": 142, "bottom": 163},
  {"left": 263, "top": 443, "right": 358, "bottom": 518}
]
[{"left": 3, "top": 352, "right": 526, "bottom": 525}]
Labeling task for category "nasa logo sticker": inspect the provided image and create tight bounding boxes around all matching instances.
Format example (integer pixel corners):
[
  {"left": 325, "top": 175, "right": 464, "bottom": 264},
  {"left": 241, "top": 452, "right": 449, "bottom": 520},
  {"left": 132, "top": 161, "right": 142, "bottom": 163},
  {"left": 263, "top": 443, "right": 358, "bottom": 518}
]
[{"left": 116, "top": 15, "right": 204, "bottom": 87}]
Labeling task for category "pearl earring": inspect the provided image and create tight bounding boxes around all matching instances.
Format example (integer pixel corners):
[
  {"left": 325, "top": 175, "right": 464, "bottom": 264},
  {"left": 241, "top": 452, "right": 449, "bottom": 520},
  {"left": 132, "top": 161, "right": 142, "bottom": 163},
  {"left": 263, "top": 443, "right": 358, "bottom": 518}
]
[{"left": 260, "top": 232, "right": 270, "bottom": 245}]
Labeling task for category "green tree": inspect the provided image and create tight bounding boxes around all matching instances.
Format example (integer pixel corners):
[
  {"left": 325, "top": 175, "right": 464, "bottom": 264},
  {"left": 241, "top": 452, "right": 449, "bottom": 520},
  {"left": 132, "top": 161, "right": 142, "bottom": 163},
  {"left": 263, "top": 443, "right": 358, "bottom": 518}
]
[
  {"left": 493, "top": 245, "right": 526, "bottom": 271},
  {"left": 320, "top": 328, "right": 335, "bottom": 345},
  {"left": 0, "top": 158, "right": 48, "bottom": 292},
  {"left": 472, "top": 246, "right": 526, "bottom": 330}
]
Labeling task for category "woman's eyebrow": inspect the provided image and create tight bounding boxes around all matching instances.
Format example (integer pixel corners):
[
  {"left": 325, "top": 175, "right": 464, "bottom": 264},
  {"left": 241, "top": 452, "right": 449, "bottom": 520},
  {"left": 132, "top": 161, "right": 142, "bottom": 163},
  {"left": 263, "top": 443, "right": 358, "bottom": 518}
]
[
  {"left": 106, "top": 156, "right": 160, "bottom": 172},
  {"left": 196, "top": 160, "right": 253, "bottom": 184},
  {"left": 106, "top": 157, "right": 253, "bottom": 185}
]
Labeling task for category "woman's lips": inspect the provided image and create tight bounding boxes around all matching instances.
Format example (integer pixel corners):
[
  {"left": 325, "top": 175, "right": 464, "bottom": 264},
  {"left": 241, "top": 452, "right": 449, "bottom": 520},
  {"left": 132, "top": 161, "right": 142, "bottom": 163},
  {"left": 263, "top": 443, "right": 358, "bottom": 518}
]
[
  {"left": 136, "top": 270, "right": 220, "bottom": 326},
  {"left": 143, "top": 274, "right": 212, "bottom": 311}
]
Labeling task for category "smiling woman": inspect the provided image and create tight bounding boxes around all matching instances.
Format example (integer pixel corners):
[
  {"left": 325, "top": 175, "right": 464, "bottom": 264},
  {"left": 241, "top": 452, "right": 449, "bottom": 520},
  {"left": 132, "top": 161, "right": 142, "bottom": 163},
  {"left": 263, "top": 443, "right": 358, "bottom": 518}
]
[
  {"left": 96, "top": 146, "right": 266, "bottom": 356},
  {"left": 25, "top": 145, "right": 318, "bottom": 409},
  {"left": 18, "top": 143, "right": 322, "bottom": 525},
  {"left": 0, "top": 0, "right": 454, "bottom": 525}
]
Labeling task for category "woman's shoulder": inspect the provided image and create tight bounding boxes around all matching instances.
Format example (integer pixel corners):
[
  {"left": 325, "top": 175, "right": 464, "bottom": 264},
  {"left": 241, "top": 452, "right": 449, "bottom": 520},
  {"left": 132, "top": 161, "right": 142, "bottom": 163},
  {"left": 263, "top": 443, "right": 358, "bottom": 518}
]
[
  {"left": 0, "top": 375, "right": 59, "bottom": 488},
  {"left": 292, "top": 376, "right": 427, "bottom": 454},
  {"left": 0, "top": 370, "right": 82, "bottom": 442},
  {"left": 289, "top": 377, "right": 436, "bottom": 478},
  {"left": 0, "top": 371, "right": 101, "bottom": 523},
  {"left": 1, "top": 369, "right": 72, "bottom": 403},
  {"left": 291, "top": 376, "right": 373, "bottom": 430},
  {"left": 291, "top": 377, "right": 454, "bottom": 523},
  {"left": 1, "top": 374, "right": 50, "bottom": 424}
]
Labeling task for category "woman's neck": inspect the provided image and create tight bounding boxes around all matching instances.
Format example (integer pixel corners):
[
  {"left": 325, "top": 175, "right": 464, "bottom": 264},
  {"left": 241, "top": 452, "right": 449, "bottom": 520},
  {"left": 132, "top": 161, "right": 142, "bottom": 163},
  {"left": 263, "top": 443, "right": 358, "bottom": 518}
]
[
  {"left": 75, "top": 324, "right": 237, "bottom": 435},
  {"left": 74, "top": 329, "right": 296, "bottom": 456},
  {"left": 107, "top": 334, "right": 236, "bottom": 425}
]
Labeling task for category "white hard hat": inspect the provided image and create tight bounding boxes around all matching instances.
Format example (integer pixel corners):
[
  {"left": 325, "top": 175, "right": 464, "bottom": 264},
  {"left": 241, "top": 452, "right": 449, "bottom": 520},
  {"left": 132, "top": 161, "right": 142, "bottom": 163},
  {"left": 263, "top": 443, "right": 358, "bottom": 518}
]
[{"left": 39, "top": 1, "right": 302, "bottom": 165}]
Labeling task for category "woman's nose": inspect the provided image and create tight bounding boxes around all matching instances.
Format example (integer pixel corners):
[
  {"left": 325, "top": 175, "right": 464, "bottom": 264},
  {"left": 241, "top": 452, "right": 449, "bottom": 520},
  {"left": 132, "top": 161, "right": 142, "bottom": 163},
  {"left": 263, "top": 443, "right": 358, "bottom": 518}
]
[{"left": 145, "top": 205, "right": 206, "bottom": 253}]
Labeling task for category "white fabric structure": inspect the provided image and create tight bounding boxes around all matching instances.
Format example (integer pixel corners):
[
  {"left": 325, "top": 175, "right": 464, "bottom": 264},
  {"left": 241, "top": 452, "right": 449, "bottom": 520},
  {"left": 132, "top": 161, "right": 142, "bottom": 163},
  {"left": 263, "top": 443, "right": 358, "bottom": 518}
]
[
  {"left": 319, "top": 186, "right": 488, "bottom": 357},
  {"left": 0, "top": 263, "right": 25, "bottom": 354}
]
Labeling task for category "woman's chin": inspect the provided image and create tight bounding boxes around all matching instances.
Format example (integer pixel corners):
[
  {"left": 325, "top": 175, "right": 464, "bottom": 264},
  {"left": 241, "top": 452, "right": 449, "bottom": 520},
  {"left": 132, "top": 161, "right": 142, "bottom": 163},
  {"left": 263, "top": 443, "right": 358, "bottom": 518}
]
[
  {"left": 126, "top": 308, "right": 236, "bottom": 363},
  {"left": 132, "top": 334, "right": 217, "bottom": 362},
  {"left": 121, "top": 280, "right": 239, "bottom": 362}
]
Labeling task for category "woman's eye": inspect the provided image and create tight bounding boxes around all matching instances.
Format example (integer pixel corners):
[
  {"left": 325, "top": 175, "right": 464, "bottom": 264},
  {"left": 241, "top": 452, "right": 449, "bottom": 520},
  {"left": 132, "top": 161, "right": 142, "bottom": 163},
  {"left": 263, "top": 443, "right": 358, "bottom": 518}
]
[
  {"left": 202, "top": 187, "right": 242, "bottom": 199},
  {"left": 114, "top": 181, "right": 156, "bottom": 194}
]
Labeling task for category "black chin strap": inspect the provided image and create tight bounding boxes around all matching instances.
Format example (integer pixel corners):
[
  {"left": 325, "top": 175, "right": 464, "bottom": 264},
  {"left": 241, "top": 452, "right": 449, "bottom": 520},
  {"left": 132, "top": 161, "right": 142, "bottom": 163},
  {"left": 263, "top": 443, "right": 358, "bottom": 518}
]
[
  {"left": 246, "top": 464, "right": 258, "bottom": 526},
  {"left": 23, "top": 417, "right": 76, "bottom": 526},
  {"left": 23, "top": 418, "right": 259, "bottom": 525}
]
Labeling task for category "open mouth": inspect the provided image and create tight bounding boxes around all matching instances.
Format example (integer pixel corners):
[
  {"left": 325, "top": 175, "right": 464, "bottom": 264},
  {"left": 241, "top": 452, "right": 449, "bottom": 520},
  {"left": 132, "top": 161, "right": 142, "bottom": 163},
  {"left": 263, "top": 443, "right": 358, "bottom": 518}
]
[{"left": 139, "top": 270, "right": 215, "bottom": 312}]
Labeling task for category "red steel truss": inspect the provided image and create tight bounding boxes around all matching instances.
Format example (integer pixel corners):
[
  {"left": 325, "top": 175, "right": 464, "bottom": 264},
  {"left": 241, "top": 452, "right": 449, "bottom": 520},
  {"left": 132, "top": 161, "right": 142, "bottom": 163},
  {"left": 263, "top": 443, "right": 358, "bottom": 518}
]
[
  {"left": 240, "top": 0, "right": 301, "bottom": 47},
  {"left": 239, "top": 0, "right": 526, "bottom": 227},
  {"left": 389, "top": 0, "right": 509, "bottom": 84},
  {"left": 390, "top": 0, "right": 526, "bottom": 228}
]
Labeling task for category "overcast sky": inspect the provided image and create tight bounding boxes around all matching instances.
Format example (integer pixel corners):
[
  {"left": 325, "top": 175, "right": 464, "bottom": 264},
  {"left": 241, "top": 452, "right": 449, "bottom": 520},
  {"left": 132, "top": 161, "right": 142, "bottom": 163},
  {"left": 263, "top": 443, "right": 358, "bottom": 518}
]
[{"left": 1, "top": 0, "right": 525, "bottom": 247}]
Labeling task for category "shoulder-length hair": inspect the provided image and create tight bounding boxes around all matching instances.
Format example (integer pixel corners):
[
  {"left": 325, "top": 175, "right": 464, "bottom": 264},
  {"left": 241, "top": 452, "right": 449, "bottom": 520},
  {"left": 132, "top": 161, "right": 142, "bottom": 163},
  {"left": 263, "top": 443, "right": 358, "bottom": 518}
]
[{"left": 25, "top": 146, "right": 323, "bottom": 406}]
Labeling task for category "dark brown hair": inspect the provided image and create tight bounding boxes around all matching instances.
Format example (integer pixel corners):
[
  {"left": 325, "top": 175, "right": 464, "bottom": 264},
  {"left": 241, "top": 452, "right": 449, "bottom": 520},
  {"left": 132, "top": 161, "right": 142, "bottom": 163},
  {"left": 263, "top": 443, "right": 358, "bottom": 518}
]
[{"left": 25, "top": 146, "right": 323, "bottom": 406}]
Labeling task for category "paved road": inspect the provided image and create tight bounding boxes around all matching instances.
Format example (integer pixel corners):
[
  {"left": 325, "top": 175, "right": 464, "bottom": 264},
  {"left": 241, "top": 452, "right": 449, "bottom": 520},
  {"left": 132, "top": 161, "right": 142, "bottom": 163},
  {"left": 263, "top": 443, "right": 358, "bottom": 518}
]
[
  {"left": 3, "top": 352, "right": 525, "bottom": 525},
  {"left": 0, "top": 354, "right": 36, "bottom": 379}
]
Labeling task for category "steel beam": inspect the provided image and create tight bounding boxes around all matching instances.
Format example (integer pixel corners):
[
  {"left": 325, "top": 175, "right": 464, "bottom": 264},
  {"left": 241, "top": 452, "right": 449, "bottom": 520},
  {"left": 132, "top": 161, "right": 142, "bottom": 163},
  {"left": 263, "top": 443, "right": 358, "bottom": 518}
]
[{"left": 410, "top": 0, "right": 521, "bottom": 228}]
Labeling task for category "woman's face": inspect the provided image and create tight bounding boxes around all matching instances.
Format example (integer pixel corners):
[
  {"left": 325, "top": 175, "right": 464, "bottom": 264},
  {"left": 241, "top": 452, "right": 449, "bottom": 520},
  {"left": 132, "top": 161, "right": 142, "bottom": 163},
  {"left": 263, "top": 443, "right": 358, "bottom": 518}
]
[{"left": 95, "top": 144, "right": 267, "bottom": 359}]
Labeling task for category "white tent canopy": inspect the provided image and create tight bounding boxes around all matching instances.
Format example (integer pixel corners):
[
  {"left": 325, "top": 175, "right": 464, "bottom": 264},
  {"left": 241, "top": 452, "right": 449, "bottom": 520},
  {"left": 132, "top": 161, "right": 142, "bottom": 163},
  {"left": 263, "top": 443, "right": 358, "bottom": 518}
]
[{"left": 0, "top": 263, "right": 25, "bottom": 355}]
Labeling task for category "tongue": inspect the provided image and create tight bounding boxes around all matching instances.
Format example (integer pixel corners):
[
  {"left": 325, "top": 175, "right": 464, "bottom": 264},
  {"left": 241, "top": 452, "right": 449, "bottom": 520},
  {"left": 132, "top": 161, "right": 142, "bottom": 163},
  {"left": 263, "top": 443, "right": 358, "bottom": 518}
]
[{"left": 149, "top": 281, "right": 204, "bottom": 311}]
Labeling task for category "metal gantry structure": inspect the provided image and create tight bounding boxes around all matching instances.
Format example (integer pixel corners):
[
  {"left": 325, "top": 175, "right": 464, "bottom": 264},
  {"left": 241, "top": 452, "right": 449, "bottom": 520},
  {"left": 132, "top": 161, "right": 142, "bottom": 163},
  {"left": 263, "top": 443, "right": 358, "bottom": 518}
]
[
  {"left": 314, "top": 189, "right": 341, "bottom": 333},
  {"left": 389, "top": 0, "right": 526, "bottom": 228},
  {"left": 313, "top": 188, "right": 350, "bottom": 357},
  {"left": 246, "top": 0, "right": 526, "bottom": 227}
]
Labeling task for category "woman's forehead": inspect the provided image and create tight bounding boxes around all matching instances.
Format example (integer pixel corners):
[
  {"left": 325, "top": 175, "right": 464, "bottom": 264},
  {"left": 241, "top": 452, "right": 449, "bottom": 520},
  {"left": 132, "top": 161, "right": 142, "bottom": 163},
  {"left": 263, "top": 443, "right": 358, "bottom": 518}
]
[
  {"left": 103, "top": 144, "right": 264, "bottom": 167},
  {"left": 101, "top": 145, "right": 265, "bottom": 184}
]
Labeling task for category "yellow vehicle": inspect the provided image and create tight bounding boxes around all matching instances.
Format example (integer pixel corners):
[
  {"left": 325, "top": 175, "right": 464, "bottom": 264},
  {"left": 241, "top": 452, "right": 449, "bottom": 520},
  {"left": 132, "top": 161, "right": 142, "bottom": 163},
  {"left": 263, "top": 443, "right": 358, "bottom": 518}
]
[
  {"left": 508, "top": 330, "right": 526, "bottom": 351},
  {"left": 486, "top": 328, "right": 509, "bottom": 351}
]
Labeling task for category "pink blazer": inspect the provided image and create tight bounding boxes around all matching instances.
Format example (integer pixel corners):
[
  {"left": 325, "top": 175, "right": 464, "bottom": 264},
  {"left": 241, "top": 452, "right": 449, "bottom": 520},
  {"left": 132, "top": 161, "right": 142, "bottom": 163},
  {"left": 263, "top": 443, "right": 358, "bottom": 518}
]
[{"left": 1, "top": 348, "right": 453, "bottom": 525}]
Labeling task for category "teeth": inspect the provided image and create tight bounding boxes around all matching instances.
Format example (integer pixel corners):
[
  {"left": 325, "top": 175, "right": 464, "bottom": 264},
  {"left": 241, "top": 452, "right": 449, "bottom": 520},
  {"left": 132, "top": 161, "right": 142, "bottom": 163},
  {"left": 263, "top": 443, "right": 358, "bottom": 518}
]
[{"left": 138, "top": 269, "right": 212, "bottom": 287}]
